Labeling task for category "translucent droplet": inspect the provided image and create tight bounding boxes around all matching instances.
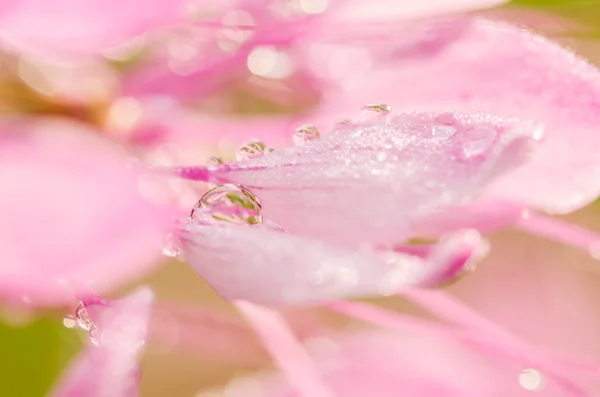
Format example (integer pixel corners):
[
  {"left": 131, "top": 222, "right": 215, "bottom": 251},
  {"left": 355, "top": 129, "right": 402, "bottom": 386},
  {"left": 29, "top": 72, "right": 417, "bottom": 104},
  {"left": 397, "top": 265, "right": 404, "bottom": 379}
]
[
  {"left": 519, "top": 368, "right": 544, "bottom": 391},
  {"left": 359, "top": 104, "right": 391, "bottom": 122},
  {"left": 161, "top": 233, "right": 181, "bottom": 257},
  {"left": 335, "top": 118, "right": 353, "bottom": 127},
  {"left": 462, "top": 124, "right": 497, "bottom": 158},
  {"left": 207, "top": 156, "right": 224, "bottom": 166},
  {"left": 292, "top": 124, "right": 320, "bottom": 146},
  {"left": 432, "top": 113, "right": 458, "bottom": 139},
  {"left": 191, "top": 184, "right": 263, "bottom": 225},
  {"left": 236, "top": 141, "right": 273, "bottom": 161},
  {"left": 75, "top": 302, "right": 93, "bottom": 331},
  {"left": 89, "top": 325, "right": 100, "bottom": 346}
]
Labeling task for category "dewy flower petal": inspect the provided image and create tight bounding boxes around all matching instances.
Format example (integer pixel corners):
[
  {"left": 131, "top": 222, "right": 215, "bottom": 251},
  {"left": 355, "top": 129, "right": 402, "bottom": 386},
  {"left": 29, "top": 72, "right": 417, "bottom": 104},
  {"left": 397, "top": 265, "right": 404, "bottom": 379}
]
[
  {"left": 177, "top": 112, "right": 538, "bottom": 245},
  {"left": 215, "top": 329, "right": 568, "bottom": 397},
  {"left": 50, "top": 287, "right": 154, "bottom": 397},
  {"left": 319, "top": 17, "right": 600, "bottom": 214},
  {"left": 0, "top": 0, "right": 184, "bottom": 56},
  {"left": 0, "top": 121, "right": 172, "bottom": 305},
  {"left": 180, "top": 222, "right": 487, "bottom": 305}
]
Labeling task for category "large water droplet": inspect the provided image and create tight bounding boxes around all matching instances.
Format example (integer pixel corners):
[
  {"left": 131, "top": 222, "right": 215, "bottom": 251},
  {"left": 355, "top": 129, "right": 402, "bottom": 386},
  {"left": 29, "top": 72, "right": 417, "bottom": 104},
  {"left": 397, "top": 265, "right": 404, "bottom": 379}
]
[
  {"left": 519, "top": 369, "right": 544, "bottom": 391},
  {"left": 191, "top": 184, "right": 263, "bottom": 225},
  {"left": 359, "top": 104, "right": 391, "bottom": 122},
  {"left": 162, "top": 233, "right": 181, "bottom": 257},
  {"left": 292, "top": 124, "right": 320, "bottom": 146},
  {"left": 236, "top": 141, "right": 273, "bottom": 161},
  {"left": 462, "top": 124, "right": 497, "bottom": 158}
]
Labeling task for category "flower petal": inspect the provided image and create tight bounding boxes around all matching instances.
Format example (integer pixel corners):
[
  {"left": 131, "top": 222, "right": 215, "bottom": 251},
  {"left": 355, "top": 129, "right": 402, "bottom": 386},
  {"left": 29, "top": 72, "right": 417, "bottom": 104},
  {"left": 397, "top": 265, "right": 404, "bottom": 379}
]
[
  {"left": 214, "top": 329, "right": 566, "bottom": 397},
  {"left": 327, "top": 0, "right": 506, "bottom": 25},
  {"left": 180, "top": 222, "right": 487, "bottom": 305},
  {"left": 319, "top": 17, "right": 600, "bottom": 214},
  {"left": 0, "top": 0, "right": 184, "bottom": 56},
  {"left": 50, "top": 287, "right": 154, "bottom": 397},
  {"left": 180, "top": 112, "right": 538, "bottom": 245},
  {"left": 0, "top": 121, "right": 172, "bottom": 305}
]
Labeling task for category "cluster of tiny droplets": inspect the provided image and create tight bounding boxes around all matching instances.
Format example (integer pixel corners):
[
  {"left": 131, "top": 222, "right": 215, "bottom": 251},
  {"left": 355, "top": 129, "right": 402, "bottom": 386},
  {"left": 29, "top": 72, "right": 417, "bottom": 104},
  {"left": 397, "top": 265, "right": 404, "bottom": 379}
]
[{"left": 63, "top": 302, "right": 101, "bottom": 345}]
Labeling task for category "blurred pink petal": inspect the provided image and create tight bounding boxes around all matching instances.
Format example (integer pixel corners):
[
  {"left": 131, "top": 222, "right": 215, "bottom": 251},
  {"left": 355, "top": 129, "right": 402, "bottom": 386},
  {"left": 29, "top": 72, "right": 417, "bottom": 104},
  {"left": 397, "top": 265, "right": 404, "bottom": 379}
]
[
  {"left": 0, "top": 0, "right": 184, "bottom": 56},
  {"left": 217, "top": 329, "right": 569, "bottom": 397},
  {"left": 148, "top": 302, "right": 268, "bottom": 365},
  {"left": 327, "top": 300, "right": 600, "bottom": 385},
  {"left": 180, "top": 222, "right": 487, "bottom": 305},
  {"left": 235, "top": 301, "right": 334, "bottom": 397},
  {"left": 448, "top": 226, "right": 600, "bottom": 372},
  {"left": 318, "top": 18, "right": 600, "bottom": 214},
  {"left": 328, "top": 0, "right": 506, "bottom": 25},
  {"left": 51, "top": 287, "right": 153, "bottom": 397},
  {"left": 176, "top": 112, "right": 538, "bottom": 245},
  {"left": 0, "top": 121, "right": 172, "bottom": 305}
]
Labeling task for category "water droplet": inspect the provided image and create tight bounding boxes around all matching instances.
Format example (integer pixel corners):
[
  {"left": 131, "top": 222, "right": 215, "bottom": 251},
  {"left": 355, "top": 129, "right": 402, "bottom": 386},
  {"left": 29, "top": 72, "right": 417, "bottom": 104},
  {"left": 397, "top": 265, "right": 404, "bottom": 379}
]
[
  {"left": 432, "top": 113, "right": 458, "bottom": 139},
  {"left": 519, "top": 368, "right": 544, "bottom": 391},
  {"left": 521, "top": 209, "right": 532, "bottom": 220},
  {"left": 89, "top": 325, "right": 100, "bottom": 346},
  {"left": 236, "top": 141, "right": 273, "bottom": 161},
  {"left": 292, "top": 124, "right": 320, "bottom": 146},
  {"left": 335, "top": 118, "right": 353, "bottom": 127},
  {"left": 162, "top": 233, "right": 181, "bottom": 257},
  {"left": 361, "top": 104, "right": 391, "bottom": 114},
  {"left": 207, "top": 156, "right": 224, "bottom": 166},
  {"left": 462, "top": 124, "right": 497, "bottom": 158},
  {"left": 359, "top": 104, "right": 391, "bottom": 123},
  {"left": 376, "top": 152, "right": 387, "bottom": 162},
  {"left": 191, "top": 184, "right": 263, "bottom": 225},
  {"left": 75, "top": 302, "right": 94, "bottom": 331}
]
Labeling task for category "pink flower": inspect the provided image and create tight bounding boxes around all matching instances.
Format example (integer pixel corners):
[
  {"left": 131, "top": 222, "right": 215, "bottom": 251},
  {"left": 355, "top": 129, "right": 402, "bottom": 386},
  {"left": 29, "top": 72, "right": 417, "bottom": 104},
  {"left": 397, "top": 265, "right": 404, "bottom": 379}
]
[
  {"left": 50, "top": 287, "right": 153, "bottom": 397},
  {"left": 0, "top": 119, "right": 173, "bottom": 306},
  {"left": 176, "top": 110, "right": 530, "bottom": 304}
]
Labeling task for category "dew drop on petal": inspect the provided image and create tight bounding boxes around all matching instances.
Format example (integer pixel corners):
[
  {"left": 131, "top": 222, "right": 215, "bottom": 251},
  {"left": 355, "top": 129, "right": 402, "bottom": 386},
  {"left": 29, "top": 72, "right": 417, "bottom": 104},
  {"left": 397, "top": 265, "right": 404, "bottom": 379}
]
[
  {"left": 162, "top": 233, "right": 182, "bottom": 257},
  {"left": 462, "top": 124, "right": 497, "bottom": 158},
  {"left": 191, "top": 184, "right": 263, "bottom": 225},
  {"left": 292, "top": 124, "right": 320, "bottom": 146},
  {"left": 519, "top": 368, "right": 544, "bottom": 391},
  {"left": 207, "top": 156, "right": 224, "bottom": 166},
  {"left": 359, "top": 104, "right": 391, "bottom": 122},
  {"left": 89, "top": 325, "right": 100, "bottom": 346},
  {"left": 236, "top": 141, "right": 273, "bottom": 161},
  {"left": 335, "top": 118, "right": 353, "bottom": 127},
  {"left": 75, "top": 302, "right": 94, "bottom": 331}
]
